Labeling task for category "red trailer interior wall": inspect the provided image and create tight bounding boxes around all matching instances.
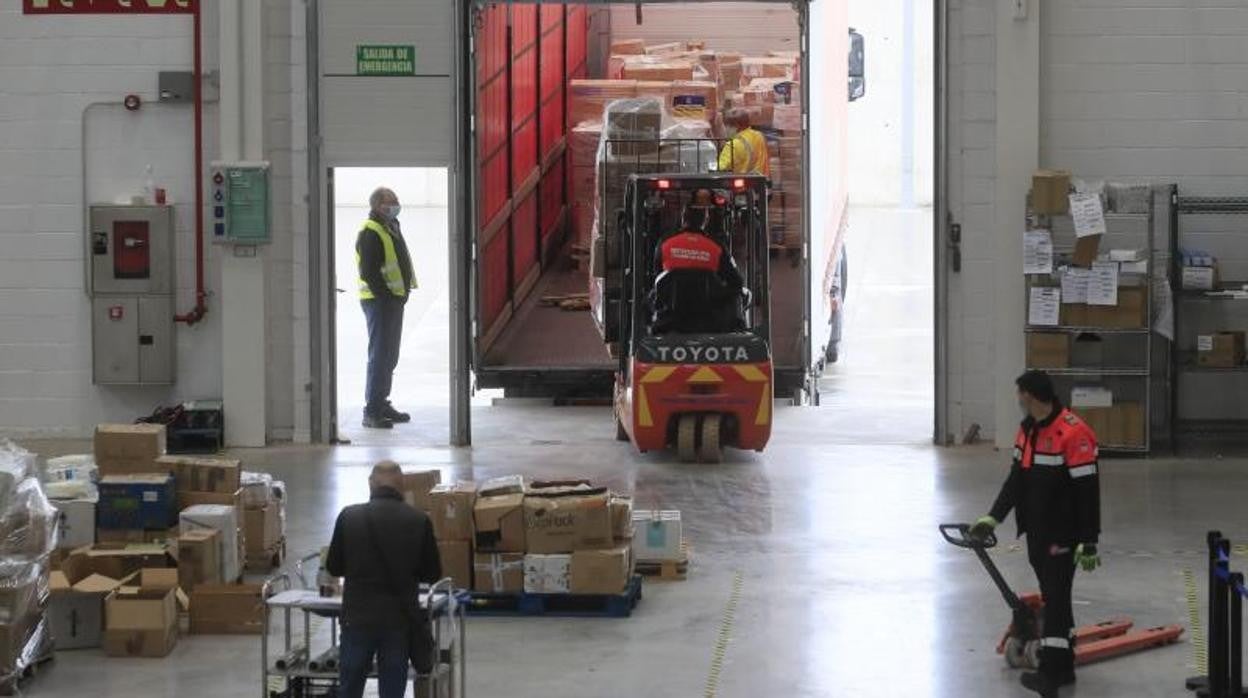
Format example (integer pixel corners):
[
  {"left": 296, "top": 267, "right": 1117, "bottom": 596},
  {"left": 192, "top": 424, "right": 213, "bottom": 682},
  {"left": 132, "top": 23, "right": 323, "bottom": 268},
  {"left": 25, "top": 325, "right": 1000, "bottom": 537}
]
[{"left": 477, "top": 3, "right": 584, "bottom": 347}]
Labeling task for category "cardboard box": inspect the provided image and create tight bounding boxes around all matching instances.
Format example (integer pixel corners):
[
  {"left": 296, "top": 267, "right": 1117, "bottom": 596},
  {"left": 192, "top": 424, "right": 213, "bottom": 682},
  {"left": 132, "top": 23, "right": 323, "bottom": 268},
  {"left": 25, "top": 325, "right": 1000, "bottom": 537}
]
[
  {"left": 1076, "top": 403, "right": 1145, "bottom": 447},
  {"left": 1084, "top": 286, "right": 1147, "bottom": 329},
  {"left": 474, "top": 492, "right": 526, "bottom": 553},
  {"left": 156, "top": 455, "right": 241, "bottom": 494},
  {"left": 97, "top": 528, "right": 178, "bottom": 545},
  {"left": 1183, "top": 265, "right": 1219, "bottom": 291},
  {"left": 94, "top": 424, "right": 166, "bottom": 476},
  {"left": 1198, "top": 332, "right": 1246, "bottom": 368},
  {"left": 472, "top": 552, "right": 524, "bottom": 594},
  {"left": 568, "top": 79, "right": 638, "bottom": 126},
  {"left": 1032, "top": 169, "right": 1072, "bottom": 214},
  {"left": 180, "top": 505, "right": 241, "bottom": 583},
  {"left": 0, "top": 567, "right": 43, "bottom": 626},
  {"left": 1072, "top": 234, "right": 1101, "bottom": 268},
  {"left": 622, "top": 60, "right": 694, "bottom": 82},
  {"left": 97, "top": 474, "right": 176, "bottom": 531},
  {"left": 570, "top": 546, "right": 631, "bottom": 595},
  {"left": 177, "top": 529, "right": 220, "bottom": 591},
  {"left": 189, "top": 584, "right": 264, "bottom": 635},
  {"left": 631, "top": 511, "right": 683, "bottom": 561},
  {"left": 50, "top": 568, "right": 123, "bottom": 649},
  {"left": 51, "top": 497, "right": 96, "bottom": 550},
  {"left": 62, "top": 544, "right": 176, "bottom": 582},
  {"left": 1026, "top": 333, "right": 1070, "bottom": 369},
  {"left": 401, "top": 470, "right": 442, "bottom": 513},
  {"left": 176, "top": 487, "right": 243, "bottom": 514},
  {"left": 523, "top": 489, "right": 613, "bottom": 554},
  {"left": 609, "top": 495, "right": 633, "bottom": 541},
  {"left": 523, "top": 554, "right": 571, "bottom": 594},
  {"left": 0, "top": 614, "right": 41, "bottom": 671},
  {"left": 437, "top": 540, "right": 472, "bottom": 591},
  {"left": 740, "top": 56, "right": 795, "bottom": 84},
  {"left": 244, "top": 502, "right": 282, "bottom": 554},
  {"left": 429, "top": 483, "right": 476, "bottom": 542},
  {"left": 610, "top": 39, "right": 645, "bottom": 55},
  {"left": 104, "top": 585, "right": 178, "bottom": 657}
]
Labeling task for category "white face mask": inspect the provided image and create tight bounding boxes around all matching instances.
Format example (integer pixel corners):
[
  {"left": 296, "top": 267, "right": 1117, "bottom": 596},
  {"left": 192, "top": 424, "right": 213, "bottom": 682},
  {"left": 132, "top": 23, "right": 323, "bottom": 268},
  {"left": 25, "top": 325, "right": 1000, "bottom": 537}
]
[{"left": 384, "top": 204, "right": 401, "bottom": 220}]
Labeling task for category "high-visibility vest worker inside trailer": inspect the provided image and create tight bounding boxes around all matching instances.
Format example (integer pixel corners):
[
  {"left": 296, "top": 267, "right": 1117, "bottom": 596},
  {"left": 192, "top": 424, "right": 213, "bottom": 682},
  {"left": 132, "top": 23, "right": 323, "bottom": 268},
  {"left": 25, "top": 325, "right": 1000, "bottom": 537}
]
[{"left": 718, "top": 108, "right": 771, "bottom": 177}]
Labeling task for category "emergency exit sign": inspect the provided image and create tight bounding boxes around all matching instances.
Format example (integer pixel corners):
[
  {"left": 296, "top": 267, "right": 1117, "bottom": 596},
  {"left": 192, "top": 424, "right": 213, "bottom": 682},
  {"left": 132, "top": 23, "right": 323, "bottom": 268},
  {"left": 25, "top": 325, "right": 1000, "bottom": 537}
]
[{"left": 356, "top": 45, "right": 416, "bottom": 77}]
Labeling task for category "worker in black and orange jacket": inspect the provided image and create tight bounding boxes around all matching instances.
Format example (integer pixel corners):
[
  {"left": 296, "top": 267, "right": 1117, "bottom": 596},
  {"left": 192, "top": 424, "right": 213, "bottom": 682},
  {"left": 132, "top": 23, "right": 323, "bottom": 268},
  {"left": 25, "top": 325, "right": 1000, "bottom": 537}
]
[
  {"left": 651, "top": 197, "right": 747, "bottom": 334},
  {"left": 970, "top": 370, "right": 1101, "bottom": 697}
]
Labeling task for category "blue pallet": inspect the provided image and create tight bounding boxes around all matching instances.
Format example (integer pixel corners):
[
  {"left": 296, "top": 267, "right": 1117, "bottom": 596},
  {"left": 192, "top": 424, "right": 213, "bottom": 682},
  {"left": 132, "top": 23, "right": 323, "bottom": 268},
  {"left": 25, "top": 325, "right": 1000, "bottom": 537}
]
[{"left": 467, "top": 575, "right": 643, "bottom": 618}]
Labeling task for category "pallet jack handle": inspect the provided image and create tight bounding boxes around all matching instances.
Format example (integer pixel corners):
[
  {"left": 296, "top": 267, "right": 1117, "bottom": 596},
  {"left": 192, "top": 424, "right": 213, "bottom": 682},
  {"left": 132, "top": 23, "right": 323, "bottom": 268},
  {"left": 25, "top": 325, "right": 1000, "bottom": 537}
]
[{"left": 940, "top": 523, "right": 1029, "bottom": 615}]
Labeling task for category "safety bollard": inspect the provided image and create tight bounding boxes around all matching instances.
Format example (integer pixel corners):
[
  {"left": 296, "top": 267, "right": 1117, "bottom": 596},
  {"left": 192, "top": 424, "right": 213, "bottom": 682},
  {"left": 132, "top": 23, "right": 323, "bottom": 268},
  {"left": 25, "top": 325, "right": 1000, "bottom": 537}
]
[{"left": 1192, "top": 532, "right": 1227, "bottom": 694}]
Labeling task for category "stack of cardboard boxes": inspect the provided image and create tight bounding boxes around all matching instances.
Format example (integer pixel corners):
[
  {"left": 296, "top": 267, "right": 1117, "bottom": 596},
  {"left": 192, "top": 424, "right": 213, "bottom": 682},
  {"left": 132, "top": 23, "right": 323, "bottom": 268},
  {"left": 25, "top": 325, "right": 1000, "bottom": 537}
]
[
  {"left": 46, "top": 425, "right": 273, "bottom": 657},
  {"left": 242, "top": 472, "right": 286, "bottom": 572}
]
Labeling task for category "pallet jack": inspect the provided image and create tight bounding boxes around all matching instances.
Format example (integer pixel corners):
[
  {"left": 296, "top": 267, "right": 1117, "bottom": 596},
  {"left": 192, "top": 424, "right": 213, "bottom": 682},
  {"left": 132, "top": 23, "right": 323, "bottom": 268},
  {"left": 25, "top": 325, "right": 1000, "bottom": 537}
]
[{"left": 940, "top": 523, "right": 1184, "bottom": 668}]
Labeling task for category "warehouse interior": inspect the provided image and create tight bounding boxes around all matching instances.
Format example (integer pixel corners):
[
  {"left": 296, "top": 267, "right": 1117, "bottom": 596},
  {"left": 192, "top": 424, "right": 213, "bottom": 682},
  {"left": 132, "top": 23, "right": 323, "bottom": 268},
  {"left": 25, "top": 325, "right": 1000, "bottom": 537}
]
[{"left": 3, "top": 0, "right": 1248, "bottom": 697}]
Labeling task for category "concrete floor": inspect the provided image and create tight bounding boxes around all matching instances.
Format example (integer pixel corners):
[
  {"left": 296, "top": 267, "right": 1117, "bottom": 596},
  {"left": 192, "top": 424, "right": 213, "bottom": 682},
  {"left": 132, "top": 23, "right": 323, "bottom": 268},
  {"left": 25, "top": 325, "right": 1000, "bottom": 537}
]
[{"left": 20, "top": 208, "right": 1227, "bottom": 696}]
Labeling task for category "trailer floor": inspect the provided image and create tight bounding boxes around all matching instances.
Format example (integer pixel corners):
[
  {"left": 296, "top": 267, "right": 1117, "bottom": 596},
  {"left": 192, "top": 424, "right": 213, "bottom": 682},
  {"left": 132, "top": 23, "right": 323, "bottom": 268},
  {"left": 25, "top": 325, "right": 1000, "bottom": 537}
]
[{"left": 481, "top": 264, "right": 613, "bottom": 371}]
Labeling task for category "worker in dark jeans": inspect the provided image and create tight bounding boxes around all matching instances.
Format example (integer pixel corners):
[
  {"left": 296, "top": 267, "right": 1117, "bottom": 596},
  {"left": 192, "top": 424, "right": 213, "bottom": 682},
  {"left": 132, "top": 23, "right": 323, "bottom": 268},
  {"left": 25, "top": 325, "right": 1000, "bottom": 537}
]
[
  {"left": 357, "top": 187, "right": 417, "bottom": 429},
  {"left": 326, "top": 461, "right": 442, "bottom": 698},
  {"left": 971, "top": 370, "right": 1102, "bottom": 697}
]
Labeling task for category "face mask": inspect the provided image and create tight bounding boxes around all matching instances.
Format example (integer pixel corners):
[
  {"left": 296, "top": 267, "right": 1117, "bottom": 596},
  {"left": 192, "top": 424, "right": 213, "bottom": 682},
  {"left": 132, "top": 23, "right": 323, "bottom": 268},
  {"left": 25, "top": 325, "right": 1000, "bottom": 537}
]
[
  {"left": 726, "top": 127, "right": 739, "bottom": 138},
  {"left": 384, "top": 204, "right": 401, "bottom": 220}
]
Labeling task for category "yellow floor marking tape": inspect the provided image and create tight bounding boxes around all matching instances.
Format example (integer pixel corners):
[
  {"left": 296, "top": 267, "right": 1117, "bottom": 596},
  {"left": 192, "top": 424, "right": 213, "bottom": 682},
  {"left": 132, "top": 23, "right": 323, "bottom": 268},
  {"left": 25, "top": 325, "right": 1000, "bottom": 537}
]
[
  {"left": 1184, "top": 568, "right": 1207, "bottom": 676},
  {"left": 705, "top": 571, "right": 744, "bottom": 698}
]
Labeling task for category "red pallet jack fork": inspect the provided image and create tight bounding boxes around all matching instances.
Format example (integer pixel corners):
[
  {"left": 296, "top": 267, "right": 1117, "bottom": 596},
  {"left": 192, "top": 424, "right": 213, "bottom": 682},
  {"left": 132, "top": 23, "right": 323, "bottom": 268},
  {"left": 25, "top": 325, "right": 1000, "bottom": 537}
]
[{"left": 941, "top": 523, "right": 1184, "bottom": 669}]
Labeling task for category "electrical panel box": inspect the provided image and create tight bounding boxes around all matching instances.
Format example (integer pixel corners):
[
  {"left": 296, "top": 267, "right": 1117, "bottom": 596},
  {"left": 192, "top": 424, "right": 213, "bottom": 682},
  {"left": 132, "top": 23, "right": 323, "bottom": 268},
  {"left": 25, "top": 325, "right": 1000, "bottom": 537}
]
[
  {"left": 210, "top": 161, "right": 271, "bottom": 244},
  {"left": 89, "top": 205, "right": 176, "bottom": 386}
]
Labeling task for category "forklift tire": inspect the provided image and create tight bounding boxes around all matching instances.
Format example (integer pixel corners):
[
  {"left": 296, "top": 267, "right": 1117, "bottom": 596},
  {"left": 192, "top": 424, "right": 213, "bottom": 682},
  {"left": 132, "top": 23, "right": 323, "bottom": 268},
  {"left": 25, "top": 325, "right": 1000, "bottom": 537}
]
[
  {"left": 677, "top": 414, "right": 698, "bottom": 463},
  {"left": 698, "top": 414, "right": 722, "bottom": 463},
  {"left": 1003, "top": 638, "right": 1027, "bottom": 668},
  {"left": 616, "top": 417, "right": 629, "bottom": 442}
]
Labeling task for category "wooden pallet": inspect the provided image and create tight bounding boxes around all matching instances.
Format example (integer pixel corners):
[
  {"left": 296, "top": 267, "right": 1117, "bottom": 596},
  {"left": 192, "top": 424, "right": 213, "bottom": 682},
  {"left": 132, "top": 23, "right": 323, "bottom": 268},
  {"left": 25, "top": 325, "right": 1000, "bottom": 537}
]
[
  {"left": 245, "top": 537, "right": 287, "bottom": 573},
  {"left": 635, "top": 557, "right": 688, "bottom": 581},
  {"left": 467, "top": 575, "right": 643, "bottom": 618}
]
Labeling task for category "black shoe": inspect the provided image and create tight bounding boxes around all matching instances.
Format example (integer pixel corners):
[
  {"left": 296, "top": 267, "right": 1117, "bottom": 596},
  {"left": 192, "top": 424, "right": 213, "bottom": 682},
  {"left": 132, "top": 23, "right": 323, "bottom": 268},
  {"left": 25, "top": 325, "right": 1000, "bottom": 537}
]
[
  {"left": 1020, "top": 671, "right": 1075, "bottom": 697},
  {"left": 362, "top": 414, "right": 394, "bottom": 429},
  {"left": 383, "top": 403, "right": 411, "bottom": 423}
]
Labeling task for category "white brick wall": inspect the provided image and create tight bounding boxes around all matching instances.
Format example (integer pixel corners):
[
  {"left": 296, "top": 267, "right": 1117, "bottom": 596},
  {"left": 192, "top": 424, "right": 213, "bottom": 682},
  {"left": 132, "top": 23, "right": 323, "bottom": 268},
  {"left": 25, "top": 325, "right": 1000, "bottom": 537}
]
[
  {"left": 945, "top": 0, "right": 998, "bottom": 440},
  {"left": 0, "top": 5, "right": 306, "bottom": 440}
]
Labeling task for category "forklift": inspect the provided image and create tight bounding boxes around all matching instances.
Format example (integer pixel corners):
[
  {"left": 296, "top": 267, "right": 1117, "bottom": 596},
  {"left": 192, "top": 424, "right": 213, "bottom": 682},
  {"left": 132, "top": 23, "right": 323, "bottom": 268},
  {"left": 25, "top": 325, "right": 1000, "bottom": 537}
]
[{"left": 612, "top": 173, "right": 773, "bottom": 463}]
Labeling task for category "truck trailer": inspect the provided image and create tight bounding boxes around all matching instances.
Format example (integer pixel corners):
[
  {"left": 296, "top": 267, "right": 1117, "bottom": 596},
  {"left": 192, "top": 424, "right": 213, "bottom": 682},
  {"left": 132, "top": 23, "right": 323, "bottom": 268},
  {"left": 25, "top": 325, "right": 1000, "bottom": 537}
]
[{"left": 468, "top": 1, "right": 850, "bottom": 403}]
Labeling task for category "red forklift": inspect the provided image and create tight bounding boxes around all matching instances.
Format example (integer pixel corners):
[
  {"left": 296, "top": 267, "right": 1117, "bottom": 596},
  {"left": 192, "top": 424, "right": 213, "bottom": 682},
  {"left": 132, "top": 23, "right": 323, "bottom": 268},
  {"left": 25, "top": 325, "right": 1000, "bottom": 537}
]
[{"left": 612, "top": 173, "right": 773, "bottom": 463}]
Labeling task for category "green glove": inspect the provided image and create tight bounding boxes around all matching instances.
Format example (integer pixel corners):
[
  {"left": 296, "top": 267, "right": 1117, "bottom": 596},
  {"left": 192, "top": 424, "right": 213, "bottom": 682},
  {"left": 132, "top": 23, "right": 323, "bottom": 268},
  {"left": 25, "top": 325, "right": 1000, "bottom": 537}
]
[
  {"left": 969, "top": 515, "right": 998, "bottom": 540},
  {"left": 1076, "top": 543, "right": 1100, "bottom": 572}
]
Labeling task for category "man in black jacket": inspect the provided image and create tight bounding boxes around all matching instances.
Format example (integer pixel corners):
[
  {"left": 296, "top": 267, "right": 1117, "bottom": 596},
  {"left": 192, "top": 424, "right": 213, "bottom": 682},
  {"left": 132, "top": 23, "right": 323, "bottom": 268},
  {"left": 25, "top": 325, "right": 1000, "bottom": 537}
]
[
  {"left": 971, "top": 371, "right": 1102, "bottom": 697},
  {"left": 326, "top": 461, "right": 442, "bottom": 698},
  {"left": 357, "top": 187, "right": 417, "bottom": 429}
]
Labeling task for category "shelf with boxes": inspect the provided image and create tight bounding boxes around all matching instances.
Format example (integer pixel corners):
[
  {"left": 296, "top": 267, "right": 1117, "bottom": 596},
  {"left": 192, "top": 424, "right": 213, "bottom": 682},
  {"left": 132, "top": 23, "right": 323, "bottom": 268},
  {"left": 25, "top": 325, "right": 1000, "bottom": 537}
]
[
  {"left": 1023, "top": 172, "right": 1174, "bottom": 454},
  {"left": 1170, "top": 195, "right": 1248, "bottom": 441}
]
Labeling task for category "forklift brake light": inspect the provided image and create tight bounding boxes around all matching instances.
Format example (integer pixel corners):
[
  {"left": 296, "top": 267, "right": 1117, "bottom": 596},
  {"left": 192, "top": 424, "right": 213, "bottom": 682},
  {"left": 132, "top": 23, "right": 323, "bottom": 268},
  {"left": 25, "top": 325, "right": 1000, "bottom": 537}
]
[
  {"left": 656, "top": 179, "right": 671, "bottom": 190},
  {"left": 733, "top": 178, "right": 746, "bottom": 190}
]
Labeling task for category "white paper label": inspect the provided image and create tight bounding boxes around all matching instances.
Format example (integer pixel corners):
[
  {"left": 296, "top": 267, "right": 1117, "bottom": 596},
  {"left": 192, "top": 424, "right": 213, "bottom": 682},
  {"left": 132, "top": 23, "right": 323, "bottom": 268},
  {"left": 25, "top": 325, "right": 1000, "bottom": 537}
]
[
  {"left": 1069, "top": 192, "right": 1108, "bottom": 238},
  {"left": 142, "top": 491, "right": 158, "bottom": 502},
  {"left": 1088, "top": 262, "right": 1120, "bottom": 307},
  {"left": 1023, "top": 230, "right": 1054, "bottom": 275},
  {"left": 1071, "top": 386, "right": 1114, "bottom": 408},
  {"left": 1061, "top": 268, "right": 1091, "bottom": 304},
  {"left": 1183, "top": 266, "right": 1215, "bottom": 291},
  {"left": 1198, "top": 335, "right": 1214, "bottom": 352},
  {"left": 1029, "top": 287, "right": 1061, "bottom": 327}
]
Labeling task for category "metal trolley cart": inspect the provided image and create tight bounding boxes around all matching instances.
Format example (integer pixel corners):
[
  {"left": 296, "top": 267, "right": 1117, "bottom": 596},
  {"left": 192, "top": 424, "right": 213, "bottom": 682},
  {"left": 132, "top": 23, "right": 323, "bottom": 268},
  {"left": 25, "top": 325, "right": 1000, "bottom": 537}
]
[{"left": 260, "top": 553, "right": 467, "bottom": 697}]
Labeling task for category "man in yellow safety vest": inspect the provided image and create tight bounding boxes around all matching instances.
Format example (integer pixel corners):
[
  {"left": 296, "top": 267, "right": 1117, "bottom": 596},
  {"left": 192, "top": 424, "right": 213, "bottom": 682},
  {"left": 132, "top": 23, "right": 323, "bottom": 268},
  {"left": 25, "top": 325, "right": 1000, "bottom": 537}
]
[
  {"left": 357, "top": 187, "right": 417, "bottom": 429},
  {"left": 718, "top": 108, "right": 771, "bottom": 178}
]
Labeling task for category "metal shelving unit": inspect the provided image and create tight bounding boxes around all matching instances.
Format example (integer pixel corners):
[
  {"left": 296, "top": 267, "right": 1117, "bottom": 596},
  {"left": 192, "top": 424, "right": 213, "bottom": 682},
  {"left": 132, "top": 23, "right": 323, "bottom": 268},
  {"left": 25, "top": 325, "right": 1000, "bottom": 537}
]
[
  {"left": 1170, "top": 194, "right": 1248, "bottom": 446},
  {"left": 1025, "top": 187, "right": 1172, "bottom": 454}
]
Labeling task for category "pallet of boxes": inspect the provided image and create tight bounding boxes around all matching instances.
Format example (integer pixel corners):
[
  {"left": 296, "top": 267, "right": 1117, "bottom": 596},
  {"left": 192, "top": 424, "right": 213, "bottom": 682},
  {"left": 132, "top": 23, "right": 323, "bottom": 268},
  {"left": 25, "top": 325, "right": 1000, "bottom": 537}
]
[
  {"left": 467, "top": 477, "right": 638, "bottom": 617},
  {"left": 241, "top": 472, "right": 286, "bottom": 573},
  {"left": 0, "top": 441, "right": 58, "bottom": 694}
]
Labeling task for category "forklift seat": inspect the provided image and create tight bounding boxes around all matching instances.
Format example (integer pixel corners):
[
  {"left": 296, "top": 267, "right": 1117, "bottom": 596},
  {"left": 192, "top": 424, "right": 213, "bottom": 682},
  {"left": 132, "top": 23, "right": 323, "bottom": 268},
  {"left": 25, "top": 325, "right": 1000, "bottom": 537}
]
[{"left": 650, "top": 269, "right": 745, "bottom": 335}]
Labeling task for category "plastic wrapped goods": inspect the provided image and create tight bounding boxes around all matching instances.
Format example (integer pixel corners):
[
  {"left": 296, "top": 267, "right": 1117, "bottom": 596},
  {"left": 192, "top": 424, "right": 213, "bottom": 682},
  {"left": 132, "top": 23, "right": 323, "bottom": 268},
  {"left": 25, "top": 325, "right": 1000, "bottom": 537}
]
[
  {"left": 0, "top": 441, "right": 37, "bottom": 505},
  {"left": 43, "top": 455, "right": 97, "bottom": 484},
  {"left": 0, "top": 478, "right": 58, "bottom": 560},
  {"left": 240, "top": 471, "right": 274, "bottom": 509}
]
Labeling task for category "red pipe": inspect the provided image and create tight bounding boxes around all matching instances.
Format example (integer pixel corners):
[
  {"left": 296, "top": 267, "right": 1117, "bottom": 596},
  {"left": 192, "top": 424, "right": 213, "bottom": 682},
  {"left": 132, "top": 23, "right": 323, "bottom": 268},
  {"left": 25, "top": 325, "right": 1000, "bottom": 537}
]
[{"left": 176, "top": 0, "right": 208, "bottom": 325}]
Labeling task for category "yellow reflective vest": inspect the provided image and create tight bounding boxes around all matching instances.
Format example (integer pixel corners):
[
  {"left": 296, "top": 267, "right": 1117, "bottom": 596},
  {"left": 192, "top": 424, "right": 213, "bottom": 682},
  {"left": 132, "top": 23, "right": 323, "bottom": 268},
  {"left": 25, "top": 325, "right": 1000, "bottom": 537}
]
[
  {"left": 357, "top": 219, "right": 415, "bottom": 299},
  {"left": 717, "top": 128, "right": 771, "bottom": 177}
]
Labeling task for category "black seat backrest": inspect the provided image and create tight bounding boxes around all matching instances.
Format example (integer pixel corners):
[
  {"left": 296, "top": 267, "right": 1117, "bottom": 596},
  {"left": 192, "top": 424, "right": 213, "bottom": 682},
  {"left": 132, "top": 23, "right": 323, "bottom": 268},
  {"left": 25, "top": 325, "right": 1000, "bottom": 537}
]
[{"left": 652, "top": 269, "right": 728, "bottom": 335}]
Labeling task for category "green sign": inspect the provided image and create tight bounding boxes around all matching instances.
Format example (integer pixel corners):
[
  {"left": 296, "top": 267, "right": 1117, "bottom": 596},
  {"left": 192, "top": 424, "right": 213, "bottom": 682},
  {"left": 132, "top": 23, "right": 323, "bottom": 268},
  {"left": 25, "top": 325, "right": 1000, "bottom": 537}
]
[{"left": 356, "top": 45, "right": 415, "bottom": 76}]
